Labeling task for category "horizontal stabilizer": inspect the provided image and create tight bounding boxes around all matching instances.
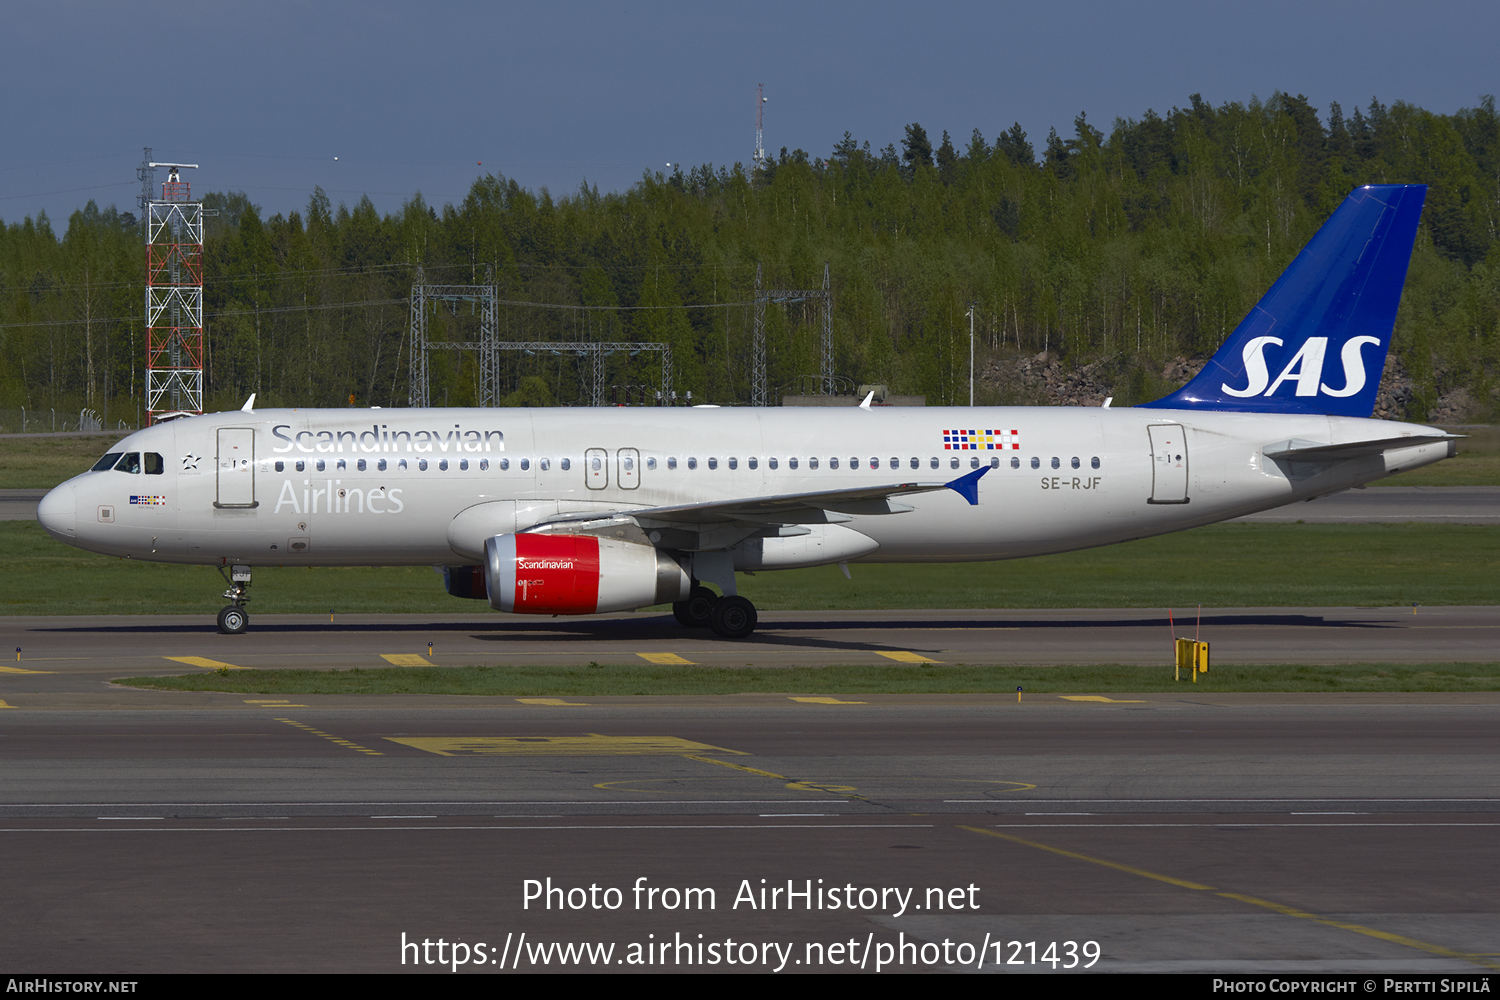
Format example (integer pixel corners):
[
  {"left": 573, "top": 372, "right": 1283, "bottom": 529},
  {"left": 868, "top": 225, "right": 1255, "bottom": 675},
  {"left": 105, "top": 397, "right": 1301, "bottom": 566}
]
[{"left": 1263, "top": 434, "right": 1460, "bottom": 463}]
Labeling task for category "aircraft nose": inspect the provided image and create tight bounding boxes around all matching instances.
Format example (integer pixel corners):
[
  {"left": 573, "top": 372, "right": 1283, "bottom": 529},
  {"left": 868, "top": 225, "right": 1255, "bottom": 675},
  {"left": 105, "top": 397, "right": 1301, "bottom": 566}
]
[{"left": 36, "top": 484, "right": 77, "bottom": 542}]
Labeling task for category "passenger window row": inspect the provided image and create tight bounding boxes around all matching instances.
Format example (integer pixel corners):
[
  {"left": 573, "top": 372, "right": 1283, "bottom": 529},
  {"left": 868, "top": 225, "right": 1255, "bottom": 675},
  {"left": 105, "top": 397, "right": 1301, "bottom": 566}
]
[{"left": 255, "top": 454, "right": 1103, "bottom": 475}]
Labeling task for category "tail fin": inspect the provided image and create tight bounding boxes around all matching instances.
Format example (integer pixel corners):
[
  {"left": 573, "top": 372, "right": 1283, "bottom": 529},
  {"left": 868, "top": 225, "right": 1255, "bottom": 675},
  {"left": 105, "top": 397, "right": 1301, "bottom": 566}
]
[{"left": 1142, "top": 185, "right": 1425, "bottom": 417}]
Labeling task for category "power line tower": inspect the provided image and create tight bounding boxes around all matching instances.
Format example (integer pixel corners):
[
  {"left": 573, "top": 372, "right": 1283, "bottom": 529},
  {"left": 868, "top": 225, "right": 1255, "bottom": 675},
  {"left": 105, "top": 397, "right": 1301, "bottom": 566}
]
[
  {"left": 753, "top": 83, "right": 766, "bottom": 169},
  {"left": 752, "top": 262, "right": 833, "bottom": 406},
  {"left": 408, "top": 265, "right": 499, "bottom": 407},
  {"left": 143, "top": 155, "right": 203, "bottom": 423}
]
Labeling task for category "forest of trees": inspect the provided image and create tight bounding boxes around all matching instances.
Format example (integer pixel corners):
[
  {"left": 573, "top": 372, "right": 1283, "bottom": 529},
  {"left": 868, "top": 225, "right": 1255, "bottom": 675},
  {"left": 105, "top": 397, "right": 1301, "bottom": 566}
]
[{"left": 2, "top": 91, "right": 1497, "bottom": 426}]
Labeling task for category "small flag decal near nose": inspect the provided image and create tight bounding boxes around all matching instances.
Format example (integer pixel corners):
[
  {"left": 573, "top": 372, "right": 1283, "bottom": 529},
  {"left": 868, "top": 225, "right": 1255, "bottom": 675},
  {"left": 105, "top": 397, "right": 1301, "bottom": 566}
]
[
  {"left": 942, "top": 429, "right": 1019, "bottom": 450},
  {"left": 129, "top": 495, "right": 167, "bottom": 505}
]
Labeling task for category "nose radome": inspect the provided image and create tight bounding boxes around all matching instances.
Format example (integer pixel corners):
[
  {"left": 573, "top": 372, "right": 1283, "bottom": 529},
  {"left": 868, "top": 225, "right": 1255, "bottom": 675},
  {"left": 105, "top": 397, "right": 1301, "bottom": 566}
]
[{"left": 36, "top": 484, "right": 76, "bottom": 542}]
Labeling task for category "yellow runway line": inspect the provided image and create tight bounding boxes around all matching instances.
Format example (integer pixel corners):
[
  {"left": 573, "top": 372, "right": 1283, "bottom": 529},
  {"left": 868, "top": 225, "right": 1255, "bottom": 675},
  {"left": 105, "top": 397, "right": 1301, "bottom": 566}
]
[
  {"left": 877, "top": 651, "right": 941, "bottom": 663},
  {"left": 789, "top": 696, "right": 867, "bottom": 705},
  {"left": 637, "top": 652, "right": 695, "bottom": 664},
  {"left": 961, "top": 826, "right": 1499, "bottom": 970},
  {"left": 515, "top": 697, "right": 587, "bottom": 706},
  {"left": 165, "top": 656, "right": 246, "bottom": 670},
  {"left": 381, "top": 654, "right": 433, "bottom": 666}
]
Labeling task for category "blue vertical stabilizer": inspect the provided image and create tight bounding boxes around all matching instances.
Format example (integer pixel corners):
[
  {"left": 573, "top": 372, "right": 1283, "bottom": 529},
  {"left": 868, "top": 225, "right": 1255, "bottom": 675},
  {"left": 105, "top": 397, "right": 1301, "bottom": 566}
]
[{"left": 1142, "top": 185, "right": 1425, "bottom": 417}]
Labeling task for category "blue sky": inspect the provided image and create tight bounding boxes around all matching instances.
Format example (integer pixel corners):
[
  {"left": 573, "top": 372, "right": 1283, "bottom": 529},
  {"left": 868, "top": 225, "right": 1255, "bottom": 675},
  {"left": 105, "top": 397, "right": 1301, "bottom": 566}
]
[{"left": 3, "top": 1, "right": 1496, "bottom": 226}]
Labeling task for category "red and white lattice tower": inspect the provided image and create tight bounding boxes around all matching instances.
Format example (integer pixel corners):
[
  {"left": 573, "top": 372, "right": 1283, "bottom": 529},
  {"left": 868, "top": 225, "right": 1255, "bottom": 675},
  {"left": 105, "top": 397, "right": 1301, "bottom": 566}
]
[{"left": 144, "top": 160, "right": 203, "bottom": 423}]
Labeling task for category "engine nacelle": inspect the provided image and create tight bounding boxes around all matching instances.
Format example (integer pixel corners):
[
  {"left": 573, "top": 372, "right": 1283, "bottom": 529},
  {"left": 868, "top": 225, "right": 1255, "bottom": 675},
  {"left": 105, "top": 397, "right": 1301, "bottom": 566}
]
[
  {"left": 483, "top": 532, "right": 690, "bottom": 615},
  {"left": 440, "top": 565, "right": 488, "bottom": 600}
]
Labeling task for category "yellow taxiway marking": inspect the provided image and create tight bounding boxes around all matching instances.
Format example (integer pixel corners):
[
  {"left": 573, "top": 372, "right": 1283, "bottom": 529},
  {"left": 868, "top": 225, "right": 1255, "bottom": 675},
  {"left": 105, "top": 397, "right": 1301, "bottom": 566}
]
[
  {"left": 380, "top": 654, "right": 433, "bottom": 666},
  {"left": 245, "top": 699, "right": 306, "bottom": 707},
  {"left": 637, "top": 652, "right": 695, "bottom": 665},
  {"left": 877, "top": 651, "right": 941, "bottom": 663},
  {"left": 1059, "top": 695, "right": 1148, "bottom": 703},
  {"left": 0, "top": 700, "right": 11, "bottom": 708},
  {"left": 516, "top": 697, "right": 587, "bottom": 706},
  {"left": 388, "top": 735, "right": 747, "bottom": 757},
  {"left": 961, "top": 826, "right": 1499, "bottom": 970},
  {"left": 165, "top": 656, "right": 247, "bottom": 670},
  {"left": 275, "top": 718, "right": 383, "bottom": 755},
  {"left": 0, "top": 666, "right": 52, "bottom": 674},
  {"left": 789, "top": 696, "right": 867, "bottom": 705}
]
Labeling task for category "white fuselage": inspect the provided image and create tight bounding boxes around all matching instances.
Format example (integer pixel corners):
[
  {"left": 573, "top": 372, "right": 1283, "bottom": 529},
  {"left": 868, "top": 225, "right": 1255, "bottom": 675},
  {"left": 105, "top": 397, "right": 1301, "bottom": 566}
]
[{"left": 38, "top": 405, "right": 1452, "bottom": 569}]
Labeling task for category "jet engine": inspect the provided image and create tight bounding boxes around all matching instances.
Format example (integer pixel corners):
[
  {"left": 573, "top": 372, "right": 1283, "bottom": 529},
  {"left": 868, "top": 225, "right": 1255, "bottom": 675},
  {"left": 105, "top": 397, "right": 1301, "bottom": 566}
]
[{"left": 483, "top": 532, "right": 690, "bottom": 615}]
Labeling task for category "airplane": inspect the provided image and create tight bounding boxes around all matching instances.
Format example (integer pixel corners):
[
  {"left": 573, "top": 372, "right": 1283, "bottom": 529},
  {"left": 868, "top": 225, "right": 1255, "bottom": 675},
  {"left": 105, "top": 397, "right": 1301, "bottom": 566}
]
[{"left": 36, "top": 184, "right": 1456, "bottom": 638}]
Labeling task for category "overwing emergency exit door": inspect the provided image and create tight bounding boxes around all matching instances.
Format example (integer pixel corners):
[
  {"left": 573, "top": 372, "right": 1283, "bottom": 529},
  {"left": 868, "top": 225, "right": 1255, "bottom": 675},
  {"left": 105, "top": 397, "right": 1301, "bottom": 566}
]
[
  {"left": 618, "top": 448, "right": 640, "bottom": 489},
  {"left": 585, "top": 448, "right": 608, "bottom": 489}
]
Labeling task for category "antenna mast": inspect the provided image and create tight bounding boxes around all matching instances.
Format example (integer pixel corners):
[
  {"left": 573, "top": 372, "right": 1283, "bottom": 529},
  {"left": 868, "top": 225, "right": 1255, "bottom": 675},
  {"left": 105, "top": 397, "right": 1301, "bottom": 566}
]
[{"left": 753, "top": 83, "right": 765, "bottom": 168}]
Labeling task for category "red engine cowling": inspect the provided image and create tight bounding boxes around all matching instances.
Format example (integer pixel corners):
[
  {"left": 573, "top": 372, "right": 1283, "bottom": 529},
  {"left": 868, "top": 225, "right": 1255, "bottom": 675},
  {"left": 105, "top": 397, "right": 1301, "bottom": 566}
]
[{"left": 483, "top": 532, "right": 689, "bottom": 615}]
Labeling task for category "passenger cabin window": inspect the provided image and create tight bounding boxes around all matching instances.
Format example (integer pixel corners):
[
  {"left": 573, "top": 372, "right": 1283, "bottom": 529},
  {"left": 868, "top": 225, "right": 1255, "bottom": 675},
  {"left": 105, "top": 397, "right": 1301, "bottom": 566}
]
[
  {"left": 769, "top": 458, "right": 778, "bottom": 470},
  {"left": 1011, "top": 457, "right": 1020, "bottom": 469},
  {"left": 378, "top": 459, "right": 388, "bottom": 472},
  {"left": 1030, "top": 457, "right": 1040, "bottom": 469},
  {"left": 910, "top": 457, "right": 919, "bottom": 470},
  {"left": 989, "top": 457, "right": 999, "bottom": 469},
  {"left": 439, "top": 459, "right": 448, "bottom": 471},
  {"left": 708, "top": 457, "right": 718, "bottom": 470},
  {"left": 478, "top": 459, "right": 487, "bottom": 471},
  {"left": 460, "top": 459, "right": 469, "bottom": 471},
  {"left": 1071, "top": 457, "right": 1080, "bottom": 470},
  {"left": 275, "top": 460, "right": 286, "bottom": 472},
  {"left": 295, "top": 459, "right": 305, "bottom": 473},
  {"left": 336, "top": 459, "right": 346, "bottom": 471},
  {"left": 398, "top": 459, "right": 408, "bottom": 471},
  {"left": 748, "top": 457, "right": 758, "bottom": 470},
  {"left": 419, "top": 459, "right": 429, "bottom": 471},
  {"left": 560, "top": 458, "right": 570, "bottom": 471},
  {"left": 539, "top": 458, "right": 550, "bottom": 471},
  {"left": 970, "top": 456, "right": 980, "bottom": 469},
  {"left": 789, "top": 457, "right": 799, "bottom": 470},
  {"left": 357, "top": 459, "right": 367, "bottom": 471},
  {"left": 646, "top": 457, "right": 657, "bottom": 471},
  {"left": 1051, "top": 457, "right": 1060, "bottom": 470},
  {"left": 727, "top": 457, "right": 737, "bottom": 470},
  {"left": 519, "top": 458, "right": 530, "bottom": 471},
  {"left": 687, "top": 457, "right": 697, "bottom": 470},
  {"left": 1091, "top": 457, "right": 1100, "bottom": 469},
  {"left": 808, "top": 457, "right": 818, "bottom": 470},
  {"left": 92, "top": 452, "right": 123, "bottom": 472},
  {"left": 316, "top": 459, "right": 326, "bottom": 472},
  {"left": 950, "top": 457, "right": 959, "bottom": 470},
  {"left": 830, "top": 457, "right": 839, "bottom": 469},
  {"left": 929, "top": 457, "right": 939, "bottom": 470}
]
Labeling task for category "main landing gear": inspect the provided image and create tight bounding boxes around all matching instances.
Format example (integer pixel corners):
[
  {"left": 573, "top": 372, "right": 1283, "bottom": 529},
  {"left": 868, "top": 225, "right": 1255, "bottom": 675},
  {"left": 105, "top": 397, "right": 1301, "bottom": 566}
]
[
  {"left": 672, "top": 584, "right": 758, "bottom": 639},
  {"left": 216, "top": 564, "right": 252, "bottom": 635}
]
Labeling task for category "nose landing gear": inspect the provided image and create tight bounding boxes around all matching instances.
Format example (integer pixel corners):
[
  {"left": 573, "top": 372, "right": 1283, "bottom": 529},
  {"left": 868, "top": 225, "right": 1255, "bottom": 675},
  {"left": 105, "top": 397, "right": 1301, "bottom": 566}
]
[{"left": 216, "top": 564, "right": 252, "bottom": 635}]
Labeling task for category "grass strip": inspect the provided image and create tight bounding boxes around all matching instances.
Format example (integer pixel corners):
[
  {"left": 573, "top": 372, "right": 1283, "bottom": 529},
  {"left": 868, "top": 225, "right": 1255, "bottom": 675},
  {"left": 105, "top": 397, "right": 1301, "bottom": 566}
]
[
  {"left": 115, "top": 661, "right": 1500, "bottom": 696},
  {"left": 6, "top": 520, "right": 1500, "bottom": 614}
]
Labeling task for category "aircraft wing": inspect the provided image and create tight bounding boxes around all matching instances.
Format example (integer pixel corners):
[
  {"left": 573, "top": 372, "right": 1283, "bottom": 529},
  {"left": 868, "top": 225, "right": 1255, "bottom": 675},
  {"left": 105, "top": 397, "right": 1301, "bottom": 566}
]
[
  {"left": 526, "top": 467, "right": 990, "bottom": 533},
  {"left": 1263, "top": 434, "right": 1460, "bottom": 463}
]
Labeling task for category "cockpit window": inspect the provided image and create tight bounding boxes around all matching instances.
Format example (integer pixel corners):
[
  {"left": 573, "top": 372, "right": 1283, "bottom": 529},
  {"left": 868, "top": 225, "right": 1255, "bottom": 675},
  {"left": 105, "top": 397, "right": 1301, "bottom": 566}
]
[
  {"left": 92, "top": 452, "right": 123, "bottom": 472},
  {"left": 114, "top": 452, "right": 141, "bottom": 474},
  {"left": 144, "top": 453, "right": 164, "bottom": 475}
]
